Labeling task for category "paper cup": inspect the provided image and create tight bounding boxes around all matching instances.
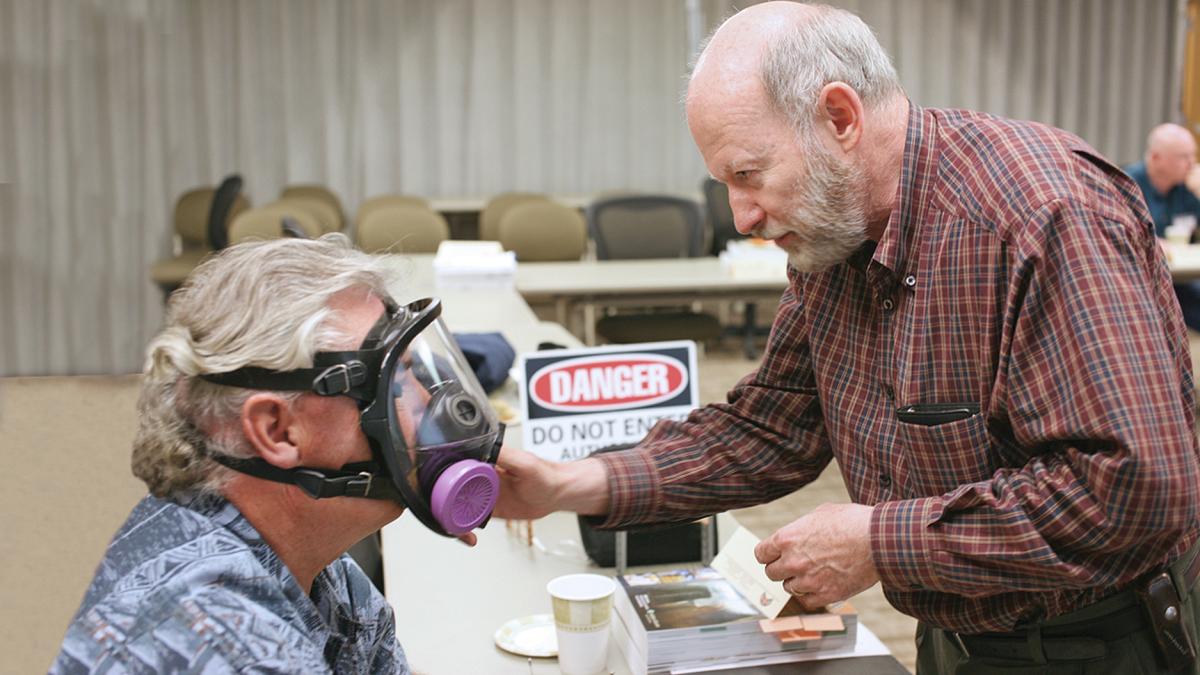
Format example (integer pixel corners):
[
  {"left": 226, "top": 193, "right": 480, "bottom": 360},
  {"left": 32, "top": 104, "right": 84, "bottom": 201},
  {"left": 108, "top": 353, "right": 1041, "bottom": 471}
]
[{"left": 547, "top": 573, "right": 615, "bottom": 675}]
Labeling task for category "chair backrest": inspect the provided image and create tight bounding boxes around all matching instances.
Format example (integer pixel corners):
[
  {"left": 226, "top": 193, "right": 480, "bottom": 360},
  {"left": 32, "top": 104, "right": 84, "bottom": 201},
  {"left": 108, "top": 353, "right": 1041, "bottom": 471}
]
[
  {"left": 587, "top": 195, "right": 705, "bottom": 260},
  {"left": 280, "top": 184, "right": 344, "bottom": 231},
  {"left": 479, "top": 192, "right": 548, "bottom": 241},
  {"left": 702, "top": 177, "right": 743, "bottom": 256},
  {"left": 498, "top": 201, "right": 587, "bottom": 262},
  {"left": 206, "top": 174, "right": 246, "bottom": 251},
  {"left": 173, "top": 187, "right": 216, "bottom": 250},
  {"left": 356, "top": 195, "right": 430, "bottom": 229},
  {"left": 273, "top": 197, "right": 340, "bottom": 234},
  {"left": 357, "top": 205, "right": 450, "bottom": 254},
  {"left": 228, "top": 204, "right": 323, "bottom": 245}
]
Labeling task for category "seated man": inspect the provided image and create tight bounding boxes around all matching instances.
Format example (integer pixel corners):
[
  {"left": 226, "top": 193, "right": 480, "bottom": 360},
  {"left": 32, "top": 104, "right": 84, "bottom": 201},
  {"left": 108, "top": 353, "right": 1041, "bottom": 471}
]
[
  {"left": 53, "top": 234, "right": 504, "bottom": 673},
  {"left": 1125, "top": 122, "right": 1200, "bottom": 329}
]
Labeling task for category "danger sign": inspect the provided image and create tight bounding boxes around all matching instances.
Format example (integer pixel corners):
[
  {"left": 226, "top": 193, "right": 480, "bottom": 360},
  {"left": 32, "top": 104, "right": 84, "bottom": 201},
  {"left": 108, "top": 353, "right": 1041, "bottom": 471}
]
[{"left": 518, "top": 341, "right": 699, "bottom": 462}]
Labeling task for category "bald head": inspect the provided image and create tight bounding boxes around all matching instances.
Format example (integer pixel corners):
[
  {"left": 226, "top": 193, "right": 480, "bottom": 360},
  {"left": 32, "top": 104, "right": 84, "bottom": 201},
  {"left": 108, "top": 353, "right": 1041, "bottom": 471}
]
[
  {"left": 687, "top": 2, "right": 902, "bottom": 132},
  {"left": 1148, "top": 123, "right": 1196, "bottom": 155},
  {"left": 689, "top": 1, "right": 814, "bottom": 99},
  {"left": 1145, "top": 123, "right": 1197, "bottom": 191}
]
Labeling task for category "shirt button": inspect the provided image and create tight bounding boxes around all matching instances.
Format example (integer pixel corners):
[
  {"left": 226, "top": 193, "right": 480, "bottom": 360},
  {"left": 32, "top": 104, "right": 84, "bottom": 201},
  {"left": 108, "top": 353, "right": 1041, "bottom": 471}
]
[
  {"left": 904, "top": 274, "right": 917, "bottom": 288},
  {"left": 882, "top": 384, "right": 895, "bottom": 399},
  {"left": 879, "top": 473, "right": 892, "bottom": 488},
  {"left": 881, "top": 298, "right": 895, "bottom": 312}
]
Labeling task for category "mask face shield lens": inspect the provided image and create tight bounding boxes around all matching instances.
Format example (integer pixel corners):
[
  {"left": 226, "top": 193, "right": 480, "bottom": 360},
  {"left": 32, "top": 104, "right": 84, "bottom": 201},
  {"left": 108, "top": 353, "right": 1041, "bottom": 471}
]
[{"left": 372, "top": 306, "right": 502, "bottom": 535}]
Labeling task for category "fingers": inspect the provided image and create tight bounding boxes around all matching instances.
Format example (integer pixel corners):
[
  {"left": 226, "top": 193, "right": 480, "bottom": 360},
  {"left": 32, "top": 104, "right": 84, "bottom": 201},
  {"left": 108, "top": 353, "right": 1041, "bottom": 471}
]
[
  {"left": 456, "top": 532, "right": 478, "bottom": 546},
  {"left": 783, "top": 577, "right": 831, "bottom": 611},
  {"left": 754, "top": 538, "right": 780, "bottom": 566},
  {"left": 496, "top": 444, "right": 536, "bottom": 473},
  {"left": 763, "top": 558, "right": 789, "bottom": 582}
]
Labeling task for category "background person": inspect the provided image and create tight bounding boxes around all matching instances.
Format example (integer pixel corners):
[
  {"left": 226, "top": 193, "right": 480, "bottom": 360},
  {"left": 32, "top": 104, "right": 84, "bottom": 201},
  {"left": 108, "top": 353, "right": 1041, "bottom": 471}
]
[
  {"left": 496, "top": 3, "right": 1200, "bottom": 673},
  {"left": 1126, "top": 122, "right": 1200, "bottom": 331}
]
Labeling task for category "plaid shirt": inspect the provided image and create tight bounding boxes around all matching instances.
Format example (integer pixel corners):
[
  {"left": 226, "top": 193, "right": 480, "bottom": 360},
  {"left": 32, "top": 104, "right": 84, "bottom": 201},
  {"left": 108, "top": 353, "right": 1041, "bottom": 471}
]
[{"left": 597, "top": 104, "right": 1200, "bottom": 634}]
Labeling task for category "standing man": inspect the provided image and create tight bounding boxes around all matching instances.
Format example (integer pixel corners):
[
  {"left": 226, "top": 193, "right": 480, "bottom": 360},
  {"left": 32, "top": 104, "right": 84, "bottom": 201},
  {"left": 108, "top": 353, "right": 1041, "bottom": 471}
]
[
  {"left": 497, "top": 2, "right": 1200, "bottom": 672},
  {"left": 54, "top": 235, "right": 505, "bottom": 673},
  {"left": 1126, "top": 123, "right": 1200, "bottom": 331}
]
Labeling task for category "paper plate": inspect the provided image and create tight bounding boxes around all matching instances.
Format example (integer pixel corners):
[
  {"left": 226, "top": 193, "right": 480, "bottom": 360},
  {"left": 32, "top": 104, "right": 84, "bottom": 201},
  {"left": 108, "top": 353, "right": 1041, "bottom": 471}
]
[{"left": 494, "top": 613, "right": 557, "bottom": 658}]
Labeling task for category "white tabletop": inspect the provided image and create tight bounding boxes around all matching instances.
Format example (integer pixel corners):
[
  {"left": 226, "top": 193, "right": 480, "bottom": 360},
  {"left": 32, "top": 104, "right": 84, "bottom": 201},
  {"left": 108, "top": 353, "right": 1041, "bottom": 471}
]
[
  {"left": 514, "top": 258, "right": 788, "bottom": 299},
  {"left": 383, "top": 254, "right": 546, "bottom": 353},
  {"left": 1168, "top": 243, "right": 1200, "bottom": 281}
]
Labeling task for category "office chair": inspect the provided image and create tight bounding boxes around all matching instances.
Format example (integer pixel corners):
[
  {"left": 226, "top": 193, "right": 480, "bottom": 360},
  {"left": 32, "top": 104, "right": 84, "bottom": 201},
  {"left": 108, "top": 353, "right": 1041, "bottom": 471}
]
[
  {"left": 702, "top": 178, "right": 765, "bottom": 358},
  {"left": 273, "top": 196, "right": 340, "bottom": 235},
  {"left": 498, "top": 200, "right": 587, "bottom": 261},
  {"left": 149, "top": 184, "right": 250, "bottom": 299},
  {"left": 588, "top": 194, "right": 706, "bottom": 259},
  {"left": 356, "top": 205, "right": 450, "bottom": 254},
  {"left": 479, "top": 192, "right": 549, "bottom": 241},
  {"left": 228, "top": 204, "right": 323, "bottom": 245},
  {"left": 356, "top": 194, "right": 430, "bottom": 230},
  {"left": 702, "top": 177, "right": 745, "bottom": 256},
  {"left": 587, "top": 195, "right": 722, "bottom": 345},
  {"left": 280, "top": 184, "right": 344, "bottom": 231},
  {"left": 206, "top": 174, "right": 246, "bottom": 251}
]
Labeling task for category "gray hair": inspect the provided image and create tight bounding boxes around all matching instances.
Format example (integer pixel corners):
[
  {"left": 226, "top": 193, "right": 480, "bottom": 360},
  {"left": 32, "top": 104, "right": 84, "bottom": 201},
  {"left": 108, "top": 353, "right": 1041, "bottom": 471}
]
[
  {"left": 132, "top": 233, "right": 399, "bottom": 498},
  {"left": 760, "top": 4, "right": 902, "bottom": 133}
]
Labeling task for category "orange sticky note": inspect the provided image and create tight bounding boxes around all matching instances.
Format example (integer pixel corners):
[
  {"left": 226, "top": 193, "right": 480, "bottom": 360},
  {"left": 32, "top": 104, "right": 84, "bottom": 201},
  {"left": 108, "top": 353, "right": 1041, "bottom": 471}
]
[
  {"left": 800, "top": 614, "right": 845, "bottom": 632},
  {"left": 777, "top": 629, "right": 822, "bottom": 643},
  {"left": 758, "top": 616, "right": 805, "bottom": 633}
]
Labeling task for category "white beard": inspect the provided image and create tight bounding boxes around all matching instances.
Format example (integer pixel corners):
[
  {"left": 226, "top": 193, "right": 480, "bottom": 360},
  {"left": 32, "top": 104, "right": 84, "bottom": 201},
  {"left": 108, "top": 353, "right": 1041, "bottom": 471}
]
[{"left": 772, "top": 144, "right": 870, "bottom": 274}]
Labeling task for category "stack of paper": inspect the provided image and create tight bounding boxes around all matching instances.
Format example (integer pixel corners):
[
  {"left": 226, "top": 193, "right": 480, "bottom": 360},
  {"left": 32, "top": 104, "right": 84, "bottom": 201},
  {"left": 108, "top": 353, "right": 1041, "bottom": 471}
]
[
  {"left": 718, "top": 239, "right": 788, "bottom": 279},
  {"left": 432, "top": 241, "right": 516, "bottom": 288},
  {"left": 610, "top": 566, "right": 856, "bottom": 674}
]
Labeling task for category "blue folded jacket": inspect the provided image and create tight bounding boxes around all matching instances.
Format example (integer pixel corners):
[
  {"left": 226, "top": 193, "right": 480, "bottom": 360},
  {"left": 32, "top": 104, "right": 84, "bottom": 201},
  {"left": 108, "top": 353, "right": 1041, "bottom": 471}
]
[{"left": 453, "top": 332, "right": 516, "bottom": 394}]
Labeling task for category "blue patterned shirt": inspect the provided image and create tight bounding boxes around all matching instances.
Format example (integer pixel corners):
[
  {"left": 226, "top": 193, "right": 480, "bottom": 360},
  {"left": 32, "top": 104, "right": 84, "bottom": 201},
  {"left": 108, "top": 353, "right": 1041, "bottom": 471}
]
[
  {"left": 1124, "top": 160, "right": 1200, "bottom": 238},
  {"left": 52, "top": 494, "right": 408, "bottom": 674}
]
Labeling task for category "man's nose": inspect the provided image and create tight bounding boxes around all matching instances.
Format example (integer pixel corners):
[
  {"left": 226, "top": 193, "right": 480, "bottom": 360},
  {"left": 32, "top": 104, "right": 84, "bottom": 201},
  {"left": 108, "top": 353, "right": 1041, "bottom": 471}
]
[{"left": 728, "top": 189, "right": 764, "bottom": 235}]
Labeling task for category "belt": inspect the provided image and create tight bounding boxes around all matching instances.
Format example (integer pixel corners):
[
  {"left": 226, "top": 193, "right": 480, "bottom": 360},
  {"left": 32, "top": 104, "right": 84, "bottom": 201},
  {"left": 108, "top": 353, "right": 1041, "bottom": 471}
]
[{"left": 951, "top": 541, "right": 1200, "bottom": 663}]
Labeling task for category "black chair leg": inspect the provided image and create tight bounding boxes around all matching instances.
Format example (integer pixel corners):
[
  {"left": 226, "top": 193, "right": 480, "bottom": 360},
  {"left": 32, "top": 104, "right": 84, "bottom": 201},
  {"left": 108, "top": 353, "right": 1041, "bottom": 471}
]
[
  {"left": 742, "top": 303, "right": 758, "bottom": 360},
  {"left": 347, "top": 531, "right": 385, "bottom": 593}
]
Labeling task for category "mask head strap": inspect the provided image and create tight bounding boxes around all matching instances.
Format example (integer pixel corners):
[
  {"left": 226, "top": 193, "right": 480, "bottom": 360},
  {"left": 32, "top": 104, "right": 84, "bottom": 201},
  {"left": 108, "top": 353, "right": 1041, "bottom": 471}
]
[
  {"left": 209, "top": 454, "right": 402, "bottom": 501},
  {"left": 196, "top": 298, "right": 429, "bottom": 403}
]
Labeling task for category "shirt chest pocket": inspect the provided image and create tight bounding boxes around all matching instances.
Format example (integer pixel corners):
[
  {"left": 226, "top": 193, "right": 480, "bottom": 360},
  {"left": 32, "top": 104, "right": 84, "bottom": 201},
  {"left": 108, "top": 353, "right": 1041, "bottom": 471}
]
[{"left": 895, "top": 402, "right": 993, "bottom": 496}]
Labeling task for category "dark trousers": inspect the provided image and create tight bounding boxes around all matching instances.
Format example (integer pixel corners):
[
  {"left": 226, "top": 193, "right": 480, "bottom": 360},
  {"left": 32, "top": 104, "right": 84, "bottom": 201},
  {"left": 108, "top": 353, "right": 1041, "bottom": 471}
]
[
  {"left": 1174, "top": 282, "right": 1200, "bottom": 333},
  {"left": 916, "top": 580, "right": 1200, "bottom": 674}
]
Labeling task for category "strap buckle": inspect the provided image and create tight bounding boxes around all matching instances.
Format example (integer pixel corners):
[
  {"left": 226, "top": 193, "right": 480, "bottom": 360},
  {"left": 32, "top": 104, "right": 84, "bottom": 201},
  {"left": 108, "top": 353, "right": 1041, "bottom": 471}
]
[
  {"left": 346, "top": 471, "right": 374, "bottom": 498},
  {"left": 313, "top": 361, "right": 367, "bottom": 396},
  {"left": 292, "top": 469, "right": 375, "bottom": 499}
]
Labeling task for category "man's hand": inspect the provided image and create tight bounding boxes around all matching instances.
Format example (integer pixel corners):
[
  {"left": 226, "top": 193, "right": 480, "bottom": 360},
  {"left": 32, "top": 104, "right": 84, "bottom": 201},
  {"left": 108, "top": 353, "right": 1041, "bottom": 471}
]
[
  {"left": 754, "top": 503, "right": 879, "bottom": 611},
  {"left": 493, "top": 445, "right": 611, "bottom": 519}
]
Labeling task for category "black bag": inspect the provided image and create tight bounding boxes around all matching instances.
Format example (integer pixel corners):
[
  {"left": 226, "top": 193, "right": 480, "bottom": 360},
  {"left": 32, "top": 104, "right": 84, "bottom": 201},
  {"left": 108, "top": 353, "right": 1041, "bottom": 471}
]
[
  {"left": 575, "top": 444, "right": 715, "bottom": 568},
  {"left": 577, "top": 517, "right": 716, "bottom": 567}
]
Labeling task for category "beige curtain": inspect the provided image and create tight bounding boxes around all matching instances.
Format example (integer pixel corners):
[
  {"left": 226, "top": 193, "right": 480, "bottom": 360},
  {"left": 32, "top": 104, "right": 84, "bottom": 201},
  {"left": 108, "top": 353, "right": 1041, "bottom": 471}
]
[{"left": 0, "top": 0, "right": 1186, "bottom": 376}]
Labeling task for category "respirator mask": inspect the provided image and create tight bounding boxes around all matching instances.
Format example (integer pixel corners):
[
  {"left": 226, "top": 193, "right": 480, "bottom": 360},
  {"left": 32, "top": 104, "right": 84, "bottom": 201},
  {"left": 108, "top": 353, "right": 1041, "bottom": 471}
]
[{"left": 200, "top": 297, "right": 504, "bottom": 537}]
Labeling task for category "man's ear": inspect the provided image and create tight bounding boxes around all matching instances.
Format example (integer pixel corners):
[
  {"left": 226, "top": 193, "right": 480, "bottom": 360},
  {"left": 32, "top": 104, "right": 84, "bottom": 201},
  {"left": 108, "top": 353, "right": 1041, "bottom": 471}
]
[
  {"left": 818, "top": 82, "right": 864, "bottom": 151},
  {"left": 241, "top": 393, "right": 303, "bottom": 469}
]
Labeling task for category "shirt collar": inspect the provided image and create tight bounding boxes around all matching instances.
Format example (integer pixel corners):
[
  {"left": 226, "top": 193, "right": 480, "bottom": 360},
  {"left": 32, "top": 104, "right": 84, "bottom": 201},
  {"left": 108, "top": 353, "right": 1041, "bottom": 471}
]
[
  {"left": 872, "top": 102, "right": 939, "bottom": 281},
  {"left": 178, "top": 492, "right": 331, "bottom": 629}
]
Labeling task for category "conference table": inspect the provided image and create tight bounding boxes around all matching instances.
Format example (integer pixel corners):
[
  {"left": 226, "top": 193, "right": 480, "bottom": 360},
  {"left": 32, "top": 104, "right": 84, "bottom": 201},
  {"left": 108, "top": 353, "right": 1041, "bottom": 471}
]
[
  {"left": 396, "top": 246, "right": 1200, "bottom": 353},
  {"left": 515, "top": 257, "right": 789, "bottom": 351},
  {"left": 378, "top": 255, "right": 907, "bottom": 674},
  {"left": 514, "top": 248, "right": 1200, "bottom": 350},
  {"left": 1167, "top": 243, "right": 1200, "bottom": 281}
]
